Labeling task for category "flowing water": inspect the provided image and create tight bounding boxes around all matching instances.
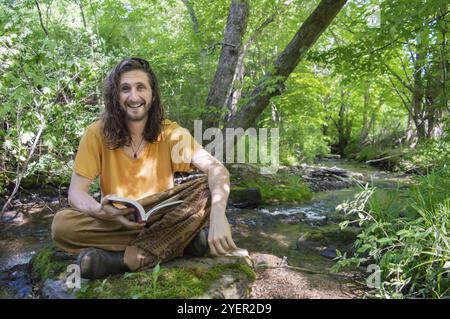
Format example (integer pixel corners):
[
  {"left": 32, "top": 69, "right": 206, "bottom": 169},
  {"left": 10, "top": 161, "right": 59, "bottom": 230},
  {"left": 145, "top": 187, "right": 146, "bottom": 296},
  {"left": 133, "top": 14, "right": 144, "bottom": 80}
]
[{"left": 0, "top": 160, "right": 412, "bottom": 298}]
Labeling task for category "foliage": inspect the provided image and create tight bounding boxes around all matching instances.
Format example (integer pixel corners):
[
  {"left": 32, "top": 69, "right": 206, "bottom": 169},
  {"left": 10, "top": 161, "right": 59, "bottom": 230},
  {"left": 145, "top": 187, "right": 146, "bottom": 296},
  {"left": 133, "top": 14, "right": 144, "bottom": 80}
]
[
  {"left": 0, "top": 0, "right": 109, "bottom": 195},
  {"left": 152, "top": 261, "right": 161, "bottom": 291},
  {"left": 1, "top": 0, "right": 448, "bottom": 200},
  {"left": 269, "top": 64, "right": 333, "bottom": 164},
  {"left": 399, "top": 135, "right": 450, "bottom": 174},
  {"left": 230, "top": 166, "right": 312, "bottom": 204},
  {"left": 0, "top": 0, "right": 447, "bottom": 301},
  {"left": 333, "top": 167, "right": 450, "bottom": 298}
]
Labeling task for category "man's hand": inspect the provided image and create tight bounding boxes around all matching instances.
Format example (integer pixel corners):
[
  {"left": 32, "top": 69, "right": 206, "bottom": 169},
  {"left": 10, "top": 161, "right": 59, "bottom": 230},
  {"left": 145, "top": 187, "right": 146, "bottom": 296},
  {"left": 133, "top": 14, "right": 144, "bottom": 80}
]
[
  {"left": 93, "top": 194, "right": 145, "bottom": 230},
  {"left": 191, "top": 149, "right": 238, "bottom": 256},
  {"left": 208, "top": 212, "right": 237, "bottom": 256}
]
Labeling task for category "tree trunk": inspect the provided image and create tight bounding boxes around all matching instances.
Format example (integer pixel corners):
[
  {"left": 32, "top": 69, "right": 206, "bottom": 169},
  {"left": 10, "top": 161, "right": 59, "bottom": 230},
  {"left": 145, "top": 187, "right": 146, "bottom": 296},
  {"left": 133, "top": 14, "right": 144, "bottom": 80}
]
[
  {"left": 388, "top": 23, "right": 447, "bottom": 144},
  {"left": 77, "top": 0, "right": 95, "bottom": 51},
  {"left": 440, "top": 5, "right": 449, "bottom": 114},
  {"left": 336, "top": 86, "right": 351, "bottom": 156},
  {"left": 412, "top": 42, "right": 427, "bottom": 141},
  {"left": 225, "top": 46, "right": 245, "bottom": 121},
  {"left": 360, "top": 84, "right": 371, "bottom": 143},
  {"left": 182, "top": 0, "right": 199, "bottom": 34},
  {"left": 205, "top": 0, "right": 249, "bottom": 127},
  {"left": 225, "top": 14, "right": 277, "bottom": 122},
  {"left": 367, "top": 103, "right": 377, "bottom": 144},
  {"left": 34, "top": 0, "right": 49, "bottom": 37},
  {"left": 78, "top": 0, "right": 87, "bottom": 29},
  {"left": 225, "top": 0, "right": 347, "bottom": 132}
]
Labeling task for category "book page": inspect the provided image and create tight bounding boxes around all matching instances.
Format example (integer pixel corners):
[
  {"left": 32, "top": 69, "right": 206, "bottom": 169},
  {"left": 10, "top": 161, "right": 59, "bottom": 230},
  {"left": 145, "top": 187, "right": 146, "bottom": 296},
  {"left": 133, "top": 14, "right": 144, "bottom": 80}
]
[
  {"left": 107, "top": 195, "right": 146, "bottom": 222},
  {"left": 145, "top": 200, "right": 184, "bottom": 218}
]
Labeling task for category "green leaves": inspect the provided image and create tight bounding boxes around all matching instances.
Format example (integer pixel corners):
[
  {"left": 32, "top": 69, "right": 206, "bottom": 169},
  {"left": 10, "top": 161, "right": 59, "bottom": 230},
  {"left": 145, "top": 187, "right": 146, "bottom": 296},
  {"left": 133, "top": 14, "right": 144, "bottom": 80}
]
[
  {"left": 122, "top": 272, "right": 136, "bottom": 279},
  {"left": 152, "top": 262, "right": 161, "bottom": 291},
  {"left": 376, "top": 237, "right": 393, "bottom": 245},
  {"left": 334, "top": 167, "right": 450, "bottom": 298}
]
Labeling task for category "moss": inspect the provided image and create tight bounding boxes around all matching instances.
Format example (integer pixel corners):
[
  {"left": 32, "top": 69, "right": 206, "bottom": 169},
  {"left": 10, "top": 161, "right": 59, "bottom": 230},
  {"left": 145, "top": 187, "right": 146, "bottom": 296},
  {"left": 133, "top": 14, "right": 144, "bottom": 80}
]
[
  {"left": 230, "top": 187, "right": 260, "bottom": 203},
  {"left": 29, "top": 245, "right": 73, "bottom": 285},
  {"left": 0, "top": 286, "right": 16, "bottom": 299},
  {"left": 345, "top": 142, "right": 407, "bottom": 171},
  {"left": 301, "top": 224, "right": 359, "bottom": 247},
  {"left": 76, "top": 263, "right": 255, "bottom": 299},
  {"left": 77, "top": 269, "right": 202, "bottom": 299},
  {"left": 231, "top": 172, "right": 312, "bottom": 204},
  {"left": 204, "top": 263, "right": 256, "bottom": 283},
  {"left": 20, "top": 174, "right": 66, "bottom": 189},
  {"left": 268, "top": 219, "right": 358, "bottom": 246},
  {"left": 29, "top": 245, "right": 254, "bottom": 299},
  {"left": 356, "top": 145, "right": 382, "bottom": 162},
  {"left": 300, "top": 229, "right": 328, "bottom": 245}
]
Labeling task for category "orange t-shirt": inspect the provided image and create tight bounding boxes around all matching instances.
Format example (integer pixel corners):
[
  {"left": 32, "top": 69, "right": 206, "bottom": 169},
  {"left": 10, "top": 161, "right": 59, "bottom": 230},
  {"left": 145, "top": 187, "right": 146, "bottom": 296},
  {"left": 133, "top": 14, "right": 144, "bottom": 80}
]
[{"left": 73, "top": 119, "right": 203, "bottom": 200}]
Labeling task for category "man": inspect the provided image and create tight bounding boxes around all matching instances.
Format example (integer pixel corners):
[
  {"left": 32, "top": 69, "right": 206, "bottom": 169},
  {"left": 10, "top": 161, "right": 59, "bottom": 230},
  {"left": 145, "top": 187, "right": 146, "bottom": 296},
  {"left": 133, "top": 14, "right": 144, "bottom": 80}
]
[{"left": 52, "top": 57, "right": 237, "bottom": 279}]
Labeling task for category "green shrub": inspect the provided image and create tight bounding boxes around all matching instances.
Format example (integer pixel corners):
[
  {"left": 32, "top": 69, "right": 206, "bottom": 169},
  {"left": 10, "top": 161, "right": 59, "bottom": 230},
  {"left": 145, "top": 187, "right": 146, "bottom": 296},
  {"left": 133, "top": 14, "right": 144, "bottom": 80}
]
[
  {"left": 399, "top": 137, "right": 450, "bottom": 174},
  {"left": 235, "top": 174, "right": 312, "bottom": 204},
  {"left": 332, "top": 167, "right": 450, "bottom": 298}
]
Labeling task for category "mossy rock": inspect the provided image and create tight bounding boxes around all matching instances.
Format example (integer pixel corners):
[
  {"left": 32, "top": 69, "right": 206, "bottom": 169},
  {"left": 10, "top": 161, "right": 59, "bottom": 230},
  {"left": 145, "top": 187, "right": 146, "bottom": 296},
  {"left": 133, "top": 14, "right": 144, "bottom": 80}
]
[
  {"left": 29, "top": 245, "right": 77, "bottom": 286},
  {"left": 297, "top": 224, "right": 359, "bottom": 252},
  {"left": 28, "top": 245, "right": 256, "bottom": 299},
  {"left": 319, "top": 225, "right": 359, "bottom": 245},
  {"left": 229, "top": 187, "right": 262, "bottom": 208},
  {"left": 77, "top": 256, "right": 255, "bottom": 299},
  {"left": 228, "top": 163, "right": 312, "bottom": 204}
]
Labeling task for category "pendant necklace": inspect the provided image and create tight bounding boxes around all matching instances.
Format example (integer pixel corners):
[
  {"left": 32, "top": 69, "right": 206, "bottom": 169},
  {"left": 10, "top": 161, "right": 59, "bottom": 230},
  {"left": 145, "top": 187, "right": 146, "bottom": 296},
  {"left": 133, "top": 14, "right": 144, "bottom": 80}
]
[{"left": 130, "top": 136, "right": 144, "bottom": 159}]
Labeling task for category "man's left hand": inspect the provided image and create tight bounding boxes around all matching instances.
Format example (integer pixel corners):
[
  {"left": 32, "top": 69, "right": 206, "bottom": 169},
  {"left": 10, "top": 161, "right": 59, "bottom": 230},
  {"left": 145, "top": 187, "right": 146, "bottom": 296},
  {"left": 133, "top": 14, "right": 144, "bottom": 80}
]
[{"left": 208, "top": 213, "right": 238, "bottom": 256}]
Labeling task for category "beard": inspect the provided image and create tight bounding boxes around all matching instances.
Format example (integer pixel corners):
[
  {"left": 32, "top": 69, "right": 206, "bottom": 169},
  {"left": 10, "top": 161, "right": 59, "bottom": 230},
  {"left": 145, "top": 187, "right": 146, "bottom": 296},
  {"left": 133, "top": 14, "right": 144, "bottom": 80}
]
[
  {"left": 123, "top": 100, "right": 152, "bottom": 122},
  {"left": 126, "top": 111, "right": 148, "bottom": 122}
]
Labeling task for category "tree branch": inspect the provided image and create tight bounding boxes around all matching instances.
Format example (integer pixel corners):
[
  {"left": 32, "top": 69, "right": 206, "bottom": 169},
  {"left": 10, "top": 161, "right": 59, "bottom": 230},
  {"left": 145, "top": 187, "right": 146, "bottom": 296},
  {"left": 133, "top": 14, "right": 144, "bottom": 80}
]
[
  {"left": 34, "top": 0, "right": 49, "bottom": 37},
  {"left": 387, "top": 74, "right": 414, "bottom": 119},
  {"left": 182, "top": 0, "right": 199, "bottom": 34},
  {"left": 384, "top": 63, "right": 413, "bottom": 92},
  {"left": 1, "top": 114, "right": 46, "bottom": 219},
  {"left": 226, "top": 0, "right": 348, "bottom": 131}
]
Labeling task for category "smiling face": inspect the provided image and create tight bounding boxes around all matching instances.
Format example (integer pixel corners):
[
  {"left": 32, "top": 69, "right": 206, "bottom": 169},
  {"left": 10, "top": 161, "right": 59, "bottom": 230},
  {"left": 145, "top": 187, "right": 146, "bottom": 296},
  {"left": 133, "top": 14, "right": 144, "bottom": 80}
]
[{"left": 119, "top": 70, "right": 154, "bottom": 122}]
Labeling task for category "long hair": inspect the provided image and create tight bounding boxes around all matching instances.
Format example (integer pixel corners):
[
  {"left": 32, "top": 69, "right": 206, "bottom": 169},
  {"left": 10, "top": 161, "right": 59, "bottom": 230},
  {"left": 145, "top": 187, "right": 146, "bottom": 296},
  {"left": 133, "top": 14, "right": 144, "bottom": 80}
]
[{"left": 101, "top": 57, "right": 165, "bottom": 149}]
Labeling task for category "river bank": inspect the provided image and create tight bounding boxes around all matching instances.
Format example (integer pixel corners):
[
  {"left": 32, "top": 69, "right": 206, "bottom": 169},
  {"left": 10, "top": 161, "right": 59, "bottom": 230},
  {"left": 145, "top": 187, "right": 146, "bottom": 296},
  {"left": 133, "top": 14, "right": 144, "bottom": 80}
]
[{"left": 0, "top": 159, "right": 414, "bottom": 298}]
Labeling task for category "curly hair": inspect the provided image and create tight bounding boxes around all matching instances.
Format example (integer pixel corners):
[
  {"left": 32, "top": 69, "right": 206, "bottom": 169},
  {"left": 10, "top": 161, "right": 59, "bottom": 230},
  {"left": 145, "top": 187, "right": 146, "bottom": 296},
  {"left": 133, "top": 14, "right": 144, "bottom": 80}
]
[{"left": 101, "top": 57, "right": 165, "bottom": 149}]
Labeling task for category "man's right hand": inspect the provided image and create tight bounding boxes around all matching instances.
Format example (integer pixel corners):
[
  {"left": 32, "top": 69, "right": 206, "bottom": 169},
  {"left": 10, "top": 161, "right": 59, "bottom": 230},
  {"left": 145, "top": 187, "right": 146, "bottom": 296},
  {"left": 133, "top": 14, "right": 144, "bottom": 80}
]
[
  {"left": 93, "top": 194, "right": 145, "bottom": 230},
  {"left": 67, "top": 173, "right": 145, "bottom": 230}
]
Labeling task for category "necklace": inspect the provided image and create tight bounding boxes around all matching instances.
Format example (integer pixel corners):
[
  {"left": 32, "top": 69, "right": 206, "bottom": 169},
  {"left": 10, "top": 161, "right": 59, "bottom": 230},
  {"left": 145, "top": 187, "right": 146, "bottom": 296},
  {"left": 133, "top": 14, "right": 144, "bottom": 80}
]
[{"left": 130, "top": 136, "right": 144, "bottom": 159}]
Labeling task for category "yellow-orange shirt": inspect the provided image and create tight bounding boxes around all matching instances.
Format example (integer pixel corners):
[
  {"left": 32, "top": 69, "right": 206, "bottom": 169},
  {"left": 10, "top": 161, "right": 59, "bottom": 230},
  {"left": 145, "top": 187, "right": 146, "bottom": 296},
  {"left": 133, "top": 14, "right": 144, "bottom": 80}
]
[{"left": 73, "top": 119, "right": 202, "bottom": 200}]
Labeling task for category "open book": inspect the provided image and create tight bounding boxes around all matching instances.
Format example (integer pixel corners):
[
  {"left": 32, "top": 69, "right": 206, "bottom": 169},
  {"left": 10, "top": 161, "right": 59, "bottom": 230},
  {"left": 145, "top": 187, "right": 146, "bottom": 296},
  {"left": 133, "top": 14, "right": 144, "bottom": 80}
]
[{"left": 108, "top": 194, "right": 184, "bottom": 223}]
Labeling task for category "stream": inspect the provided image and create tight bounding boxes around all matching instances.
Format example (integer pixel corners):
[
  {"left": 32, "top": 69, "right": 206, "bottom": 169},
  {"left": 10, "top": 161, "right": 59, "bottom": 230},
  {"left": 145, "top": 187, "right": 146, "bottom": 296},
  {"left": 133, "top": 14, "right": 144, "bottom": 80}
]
[{"left": 0, "top": 159, "right": 412, "bottom": 298}]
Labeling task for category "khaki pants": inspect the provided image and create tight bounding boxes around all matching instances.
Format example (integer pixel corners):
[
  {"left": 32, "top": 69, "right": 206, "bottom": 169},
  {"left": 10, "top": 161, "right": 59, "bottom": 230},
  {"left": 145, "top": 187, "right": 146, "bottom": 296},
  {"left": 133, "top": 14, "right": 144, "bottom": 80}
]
[{"left": 51, "top": 176, "right": 211, "bottom": 271}]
